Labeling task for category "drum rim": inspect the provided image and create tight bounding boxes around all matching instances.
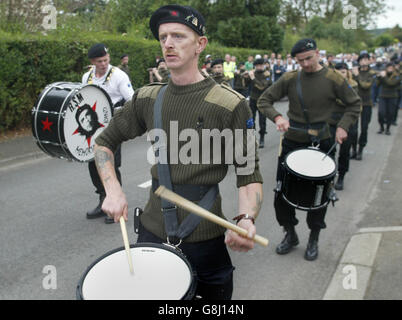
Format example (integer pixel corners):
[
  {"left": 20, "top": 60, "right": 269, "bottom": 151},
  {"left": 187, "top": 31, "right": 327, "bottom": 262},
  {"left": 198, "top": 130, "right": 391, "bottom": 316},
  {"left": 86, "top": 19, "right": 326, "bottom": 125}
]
[
  {"left": 283, "top": 147, "right": 337, "bottom": 180},
  {"left": 76, "top": 242, "right": 197, "bottom": 300}
]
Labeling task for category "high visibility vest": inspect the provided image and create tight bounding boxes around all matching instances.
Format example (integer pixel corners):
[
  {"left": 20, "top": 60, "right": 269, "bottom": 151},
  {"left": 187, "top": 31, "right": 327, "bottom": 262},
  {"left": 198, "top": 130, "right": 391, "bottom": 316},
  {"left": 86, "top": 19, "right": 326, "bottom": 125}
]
[{"left": 223, "top": 61, "right": 236, "bottom": 79}]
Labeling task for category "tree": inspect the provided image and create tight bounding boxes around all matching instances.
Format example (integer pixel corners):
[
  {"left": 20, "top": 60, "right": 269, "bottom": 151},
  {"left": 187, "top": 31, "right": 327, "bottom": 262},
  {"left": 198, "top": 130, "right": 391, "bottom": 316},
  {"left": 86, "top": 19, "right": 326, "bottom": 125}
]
[
  {"left": 197, "top": 0, "right": 283, "bottom": 50},
  {"left": 280, "top": 0, "right": 388, "bottom": 29}
]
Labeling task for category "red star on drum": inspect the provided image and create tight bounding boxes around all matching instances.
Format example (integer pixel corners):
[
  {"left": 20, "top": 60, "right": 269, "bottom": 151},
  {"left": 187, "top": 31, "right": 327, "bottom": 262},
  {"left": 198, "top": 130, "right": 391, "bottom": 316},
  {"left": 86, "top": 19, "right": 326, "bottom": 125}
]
[{"left": 41, "top": 117, "right": 53, "bottom": 132}]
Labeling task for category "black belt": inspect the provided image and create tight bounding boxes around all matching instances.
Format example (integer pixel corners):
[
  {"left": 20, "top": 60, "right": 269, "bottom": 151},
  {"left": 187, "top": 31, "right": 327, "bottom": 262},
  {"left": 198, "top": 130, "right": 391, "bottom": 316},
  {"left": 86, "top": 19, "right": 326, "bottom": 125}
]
[{"left": 152, "top": 178, "right": 217, "bottom": 202}]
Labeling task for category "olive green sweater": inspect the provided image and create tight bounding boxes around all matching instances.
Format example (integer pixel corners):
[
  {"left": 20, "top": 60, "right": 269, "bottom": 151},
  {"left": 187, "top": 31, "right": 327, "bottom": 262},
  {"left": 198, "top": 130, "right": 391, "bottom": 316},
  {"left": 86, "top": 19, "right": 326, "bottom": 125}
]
[
  {"left": 328, "top": 80, "right": 360, "bottom": 127},
  {"left": 96, "top": 77, "right": 263, "bottom": 242},
  {"left": 354, "top": 68, "right": 376, "bottom": 106},
  {"left": 377, "top": 73, "right": 401, "bottom": 99},
  {"left": 257, "top": 67, "right": 361, "bottom": 143}
]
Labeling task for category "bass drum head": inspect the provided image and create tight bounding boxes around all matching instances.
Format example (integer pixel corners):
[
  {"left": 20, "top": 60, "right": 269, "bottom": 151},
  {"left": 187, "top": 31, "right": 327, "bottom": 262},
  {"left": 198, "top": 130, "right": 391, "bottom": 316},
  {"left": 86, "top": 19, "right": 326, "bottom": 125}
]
[
  {"left": 285, "top": 148, "right": 336, "bottom": 179},
  {"left": 63, "top": 84, "right": 112, "bottom": 162},
  {"left": 77, "top": 243, "right": 196, "bottom": 300}
]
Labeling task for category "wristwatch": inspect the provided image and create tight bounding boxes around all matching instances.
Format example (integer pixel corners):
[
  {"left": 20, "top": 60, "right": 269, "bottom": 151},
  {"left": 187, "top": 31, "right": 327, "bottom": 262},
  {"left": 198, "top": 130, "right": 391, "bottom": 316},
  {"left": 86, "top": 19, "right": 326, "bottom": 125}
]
[{"left": 233, "top": 214, "right": 255, "bottom": 225}]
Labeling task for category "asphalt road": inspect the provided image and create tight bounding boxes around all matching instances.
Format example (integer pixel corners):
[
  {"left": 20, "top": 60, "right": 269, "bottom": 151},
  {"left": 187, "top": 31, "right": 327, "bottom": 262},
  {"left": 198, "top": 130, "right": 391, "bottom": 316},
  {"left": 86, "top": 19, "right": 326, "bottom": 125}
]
[{"left": 0, "top": 101, "right": 397, "bottom": 300}]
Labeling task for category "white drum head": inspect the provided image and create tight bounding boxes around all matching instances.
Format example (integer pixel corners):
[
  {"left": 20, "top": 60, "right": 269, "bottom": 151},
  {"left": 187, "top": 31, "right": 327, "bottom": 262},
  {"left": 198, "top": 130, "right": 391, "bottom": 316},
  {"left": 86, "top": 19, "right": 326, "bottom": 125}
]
[
  {"left": 63, "top": 85, "right": 112, "bottom": 162},
  {"left": 285, "top": 148, "right": 336, "bottom": 178},
  {"left": 81, "top": 246, "right": 193, "bottom": 300}
]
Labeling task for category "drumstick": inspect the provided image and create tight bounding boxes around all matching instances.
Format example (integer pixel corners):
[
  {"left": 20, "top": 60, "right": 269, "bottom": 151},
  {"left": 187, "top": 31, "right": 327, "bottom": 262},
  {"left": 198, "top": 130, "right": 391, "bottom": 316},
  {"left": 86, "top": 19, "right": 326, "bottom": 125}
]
[
  {"left": 119, "top": 217, "right": 134, "bottom": 274},
  {"left": 154, "top": 186, "right": 269, "bottom": 247},
  {"left": 322, "top": 141, "right": 338, "bottom": 160}
]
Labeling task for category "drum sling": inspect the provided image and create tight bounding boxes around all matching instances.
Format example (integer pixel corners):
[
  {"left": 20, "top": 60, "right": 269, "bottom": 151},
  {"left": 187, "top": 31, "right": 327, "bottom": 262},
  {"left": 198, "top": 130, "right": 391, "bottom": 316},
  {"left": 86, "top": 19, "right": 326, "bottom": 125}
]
[
  {"left": 295, "top": 71, "right": 329, "bottom": 144},
  {"left": 153, "top": 85, "right": 219, "bottom": 243}
]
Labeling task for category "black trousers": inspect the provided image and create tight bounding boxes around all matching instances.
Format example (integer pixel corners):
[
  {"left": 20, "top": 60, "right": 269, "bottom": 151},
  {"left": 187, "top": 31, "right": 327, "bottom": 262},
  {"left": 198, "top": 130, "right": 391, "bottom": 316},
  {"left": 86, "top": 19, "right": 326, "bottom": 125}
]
[
  {"left": 88, "top": 145, "right": 122, "bottom": 196},
  {"left": 274, "top": 138, "right": 334, "bottom": 230},
  {"left": 249, "top": 98, "right": 267, "bottom": 136},
  {"left": 329, "top": 125, "right": 354, "bottom": 176},
  {"left": 137, "top": 223, "right": 234, "bottom": 300},
  {"left": 358, "top": 105, "right": 372, "bottom": 148},
  {"left": 378, "top": 97, "right": 398, "bottom": 129}
]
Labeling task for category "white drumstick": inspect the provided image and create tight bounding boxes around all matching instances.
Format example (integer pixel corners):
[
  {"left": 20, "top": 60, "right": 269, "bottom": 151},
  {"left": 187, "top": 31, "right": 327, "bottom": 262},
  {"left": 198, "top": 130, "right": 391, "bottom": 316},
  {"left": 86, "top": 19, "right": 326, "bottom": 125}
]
[{"left": 119, "top": 217, "right": 134, "bottom": 274}]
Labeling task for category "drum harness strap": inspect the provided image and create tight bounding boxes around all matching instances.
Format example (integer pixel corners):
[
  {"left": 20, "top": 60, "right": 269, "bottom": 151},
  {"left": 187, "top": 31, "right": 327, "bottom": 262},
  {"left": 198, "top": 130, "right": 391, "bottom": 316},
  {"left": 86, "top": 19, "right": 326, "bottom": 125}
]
[
  {"left": 295, "top": 71, "right": 328, "bottom": 147},
  {"left": 153, "top": 85, "right": 219, "bottom": 247}
]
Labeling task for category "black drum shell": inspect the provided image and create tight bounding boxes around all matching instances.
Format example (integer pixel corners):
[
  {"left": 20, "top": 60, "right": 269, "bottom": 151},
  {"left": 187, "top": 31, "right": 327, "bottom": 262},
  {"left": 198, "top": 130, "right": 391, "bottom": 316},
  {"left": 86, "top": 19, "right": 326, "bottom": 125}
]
[{"left": 281, "top": 148, "right": 336, "bottom": 211}]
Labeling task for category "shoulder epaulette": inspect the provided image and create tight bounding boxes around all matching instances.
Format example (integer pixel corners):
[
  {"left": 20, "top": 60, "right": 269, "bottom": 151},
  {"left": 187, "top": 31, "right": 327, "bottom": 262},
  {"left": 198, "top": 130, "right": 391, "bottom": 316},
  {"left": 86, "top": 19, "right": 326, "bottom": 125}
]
[
  {"left": 325, "top": 68, "right": 344, "bottom": 86},
  {"left": 281, "top": 69, "right": 298, "bottom": 81},
  {"left": 137, "top": 83, "right": 165, "bottom": 100},
  {"left": 204, "top": 84, "right": 244, "bottom": 112}
]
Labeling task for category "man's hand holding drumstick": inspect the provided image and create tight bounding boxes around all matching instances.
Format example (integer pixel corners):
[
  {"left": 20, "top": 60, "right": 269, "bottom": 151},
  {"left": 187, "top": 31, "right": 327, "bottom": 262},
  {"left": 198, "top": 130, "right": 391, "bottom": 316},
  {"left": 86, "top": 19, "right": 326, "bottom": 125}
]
[{"left": 224, "top": 183, "right": 263, "bottom": 252}]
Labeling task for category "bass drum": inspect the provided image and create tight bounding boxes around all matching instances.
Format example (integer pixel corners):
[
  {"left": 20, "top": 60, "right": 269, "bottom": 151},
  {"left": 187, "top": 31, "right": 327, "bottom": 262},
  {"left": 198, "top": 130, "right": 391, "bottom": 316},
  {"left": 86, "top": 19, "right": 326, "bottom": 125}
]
[
  {"left": 281, "top": 147, "right": 336, "bottom": 211},
  {"left": 31, "top": 82, "right": 113, "bottom": 162},
  {"left": 76, "top": 243, "right": 197, "bottom": 300}
]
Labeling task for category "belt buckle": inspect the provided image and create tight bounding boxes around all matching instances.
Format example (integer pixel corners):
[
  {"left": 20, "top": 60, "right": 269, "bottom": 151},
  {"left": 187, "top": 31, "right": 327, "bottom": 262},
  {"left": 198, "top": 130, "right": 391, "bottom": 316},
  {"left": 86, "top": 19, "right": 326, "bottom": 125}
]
[{"left": 307, "top": 129, "right": 318, "bottom": 136}]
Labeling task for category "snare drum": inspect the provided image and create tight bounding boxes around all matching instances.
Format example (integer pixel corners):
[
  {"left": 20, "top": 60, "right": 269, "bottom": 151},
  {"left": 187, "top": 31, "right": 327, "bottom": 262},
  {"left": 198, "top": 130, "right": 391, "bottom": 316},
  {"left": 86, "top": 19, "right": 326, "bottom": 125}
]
[
  {"left": 32, "top": 82, "right": 113, "bottom": 162},
  {"left": 76, "top": 243, "right": 196, "bottom": 300},
  {"left": 281, "top": 148, "right": 336, "bottom": 211}
]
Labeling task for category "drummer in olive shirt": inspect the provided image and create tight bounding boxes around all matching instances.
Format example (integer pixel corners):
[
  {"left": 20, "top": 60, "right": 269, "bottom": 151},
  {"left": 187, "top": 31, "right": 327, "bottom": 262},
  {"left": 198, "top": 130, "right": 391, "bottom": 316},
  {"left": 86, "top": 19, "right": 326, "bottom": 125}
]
[{"left": 257, "top": 38, "right": 361, "bottom": 261}]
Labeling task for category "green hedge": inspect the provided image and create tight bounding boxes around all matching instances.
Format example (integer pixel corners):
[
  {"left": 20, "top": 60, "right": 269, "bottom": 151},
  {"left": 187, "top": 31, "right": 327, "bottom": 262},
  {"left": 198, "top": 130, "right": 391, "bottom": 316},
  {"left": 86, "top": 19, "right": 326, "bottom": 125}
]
[{"left": 0, "top": 33, "right": 262, "bottom": 132}]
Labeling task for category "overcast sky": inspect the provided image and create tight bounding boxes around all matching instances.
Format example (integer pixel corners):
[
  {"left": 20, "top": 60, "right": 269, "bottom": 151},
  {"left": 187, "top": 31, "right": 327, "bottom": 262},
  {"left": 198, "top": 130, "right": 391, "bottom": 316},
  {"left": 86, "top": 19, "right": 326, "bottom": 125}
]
[{"left": 375, "top": 0, "right": 402, "bottom": 29}]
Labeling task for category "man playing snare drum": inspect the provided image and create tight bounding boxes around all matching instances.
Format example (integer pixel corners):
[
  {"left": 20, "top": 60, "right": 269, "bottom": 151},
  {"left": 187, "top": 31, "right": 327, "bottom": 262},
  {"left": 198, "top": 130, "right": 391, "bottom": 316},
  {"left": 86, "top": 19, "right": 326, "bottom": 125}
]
[
  {"left": 93, "top": 5, "right": 263, "bottom": 299},
  {"left": 257, "top": 38, "right": 361, "bottom": 261}
]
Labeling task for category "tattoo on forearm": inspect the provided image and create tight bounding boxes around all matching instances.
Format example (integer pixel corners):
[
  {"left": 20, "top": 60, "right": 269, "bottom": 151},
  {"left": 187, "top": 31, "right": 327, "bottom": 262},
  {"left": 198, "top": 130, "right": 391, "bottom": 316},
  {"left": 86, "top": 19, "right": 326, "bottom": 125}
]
[
  {"left": 252, "top": 192, "right": 262, "bottom": 218},
  {"left": 95, "top": 149, "right": 114, "bottom": 184}
]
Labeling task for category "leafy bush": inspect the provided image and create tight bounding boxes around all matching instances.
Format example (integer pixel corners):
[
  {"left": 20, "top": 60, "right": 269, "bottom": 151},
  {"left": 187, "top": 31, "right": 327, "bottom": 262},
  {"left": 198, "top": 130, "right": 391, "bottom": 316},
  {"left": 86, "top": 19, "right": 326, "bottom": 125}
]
[{"left": 0, "top": 32, "right": 263, "bottom": 132}]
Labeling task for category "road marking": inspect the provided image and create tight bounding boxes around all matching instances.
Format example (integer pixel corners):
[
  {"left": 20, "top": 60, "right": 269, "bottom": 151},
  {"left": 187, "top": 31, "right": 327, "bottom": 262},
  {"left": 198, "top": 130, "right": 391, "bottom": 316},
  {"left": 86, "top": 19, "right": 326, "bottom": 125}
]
[
  {"left": 138, "top": 179, "right": 152, "bottom": 189},
  {"left": 358, "top": 226, "right": 402, "bottom": 233}
]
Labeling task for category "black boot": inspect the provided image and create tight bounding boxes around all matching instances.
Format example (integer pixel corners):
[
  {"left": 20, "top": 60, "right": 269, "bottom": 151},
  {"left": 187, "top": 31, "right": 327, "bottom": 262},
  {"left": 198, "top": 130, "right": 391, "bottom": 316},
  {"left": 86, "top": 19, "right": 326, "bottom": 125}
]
[
  {"left": 276, "top": 225, "right": 299, "bottom": 255},
  {"left": 377, "top": 125, "right": 384, "bottom": 134},
  {"left": 350, "top": 146, "right": 357, "bottom": 159},
  {"left": 355, "top": 146, "right": 363, "bottom": 160},
  {"left": 335, "top": 174, "right": 344, "bottom": 191},
  {"left": 385, "top": 126, "right": 391, "bottom": 135},
  {"left": 86, "top": 194, "right": 106, "bottom": 219},
  {"left": 304, "top": 229, "right": 320, "bottom": 261},
  {"left": 259, "top": 135, "right": 265, "bottom": 149}
]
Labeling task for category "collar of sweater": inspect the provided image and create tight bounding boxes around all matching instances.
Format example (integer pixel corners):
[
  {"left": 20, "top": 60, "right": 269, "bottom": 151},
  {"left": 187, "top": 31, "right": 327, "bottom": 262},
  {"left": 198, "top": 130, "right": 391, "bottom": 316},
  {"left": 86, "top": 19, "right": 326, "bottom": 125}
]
[
  {"left": 167, "top": 76, "right": 215, "bottom": 95},
  {"left": 301, "top": 66, "right": 327, "bottom": 78}
]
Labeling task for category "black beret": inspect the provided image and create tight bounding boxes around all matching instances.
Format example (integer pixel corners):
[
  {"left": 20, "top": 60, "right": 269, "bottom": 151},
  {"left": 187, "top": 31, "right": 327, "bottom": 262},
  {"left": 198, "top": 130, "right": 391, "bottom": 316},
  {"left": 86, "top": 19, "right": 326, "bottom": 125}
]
[
  {"left": 211, "top": 59, "right": 224, "bottom": 68},
  {"left": 156, "top": 58, "right": 166, "bottom": 67},
  {"left": 291, "top": 38, "right": 317, "bottom": 57},
  {"left": 254, "top": 58, "right": 265, "bottom": 66},
  {"left": 335, "top": 62, "right": 349, "bottom": 70},
  {"left": 357, "top": 53, "right": 369, "bottom": 62},
  {"left": 120, "top": 54, "right": 128, "bottom": 59},
  {"left": 150, "top": 5, "right": 206, "bottom": 41},
  {"left": 88, "top": 43, "right": 109, "bottom": 59}
]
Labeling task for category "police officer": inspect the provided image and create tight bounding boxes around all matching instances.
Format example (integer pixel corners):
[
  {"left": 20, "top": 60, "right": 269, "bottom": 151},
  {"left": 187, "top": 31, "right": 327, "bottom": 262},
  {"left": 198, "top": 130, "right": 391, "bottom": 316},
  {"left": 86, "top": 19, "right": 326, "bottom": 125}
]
[
  {"left": 258, "top": 38, "right": 360, "bottom": 261},
  {"left": 82, "top": 43, "right": 134, "bottom": 223},
  {"left": 93, "top": 5, "right": 263, "bottom": 299}
]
